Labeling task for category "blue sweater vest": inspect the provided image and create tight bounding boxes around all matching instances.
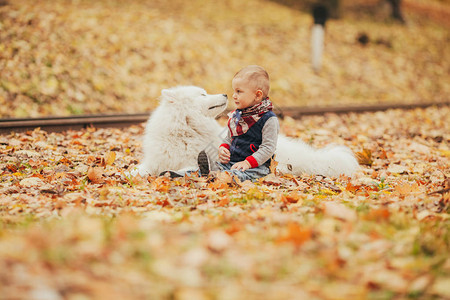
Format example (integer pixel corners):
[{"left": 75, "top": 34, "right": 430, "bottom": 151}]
[{"left": 229, "top": 111, "right": 276, "bottom": 167}]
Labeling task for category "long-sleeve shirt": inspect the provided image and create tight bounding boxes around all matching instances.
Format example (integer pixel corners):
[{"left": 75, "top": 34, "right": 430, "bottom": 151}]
[{"left": 221, "top": 116, "right": 279, "bottom": 168}]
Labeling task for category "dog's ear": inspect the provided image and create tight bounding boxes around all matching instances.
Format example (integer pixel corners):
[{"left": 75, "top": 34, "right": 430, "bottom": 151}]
[{"left": 161, "top": 89, "right": 176, "bottom": 103}]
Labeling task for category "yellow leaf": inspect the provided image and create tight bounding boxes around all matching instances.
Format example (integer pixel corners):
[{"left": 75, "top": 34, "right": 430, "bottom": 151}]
[
  {"left": 269, "top": 158, "right": 278, "bottom": 174},
  {"left": 105, "top": 151, "right": 116, "bottom": 166},
  {"left": 439, "top": 150, "right": 450, "bottom": 157}
]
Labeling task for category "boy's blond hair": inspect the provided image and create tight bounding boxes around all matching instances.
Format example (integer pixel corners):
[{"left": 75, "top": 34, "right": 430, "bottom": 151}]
[{"left": 234, "top": 65, "right": 270, "bottom": 98}]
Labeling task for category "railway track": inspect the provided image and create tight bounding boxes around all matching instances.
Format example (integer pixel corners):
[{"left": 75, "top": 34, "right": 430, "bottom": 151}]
[{"left": 0, "top": 101, "right": 448, "bottom": 134}]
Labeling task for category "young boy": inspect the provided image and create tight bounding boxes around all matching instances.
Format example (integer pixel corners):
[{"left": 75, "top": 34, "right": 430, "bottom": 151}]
[{"left": 199, "top": 65, "right": 279, "bottom": 181}]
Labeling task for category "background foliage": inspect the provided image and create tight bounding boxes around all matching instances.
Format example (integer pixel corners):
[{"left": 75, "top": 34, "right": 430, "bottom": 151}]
[{"left": 0, "top": 0, "right": 448, "bottom": 117}]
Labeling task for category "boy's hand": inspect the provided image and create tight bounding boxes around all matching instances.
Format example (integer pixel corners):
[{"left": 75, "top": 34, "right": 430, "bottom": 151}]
[
  {"left": 231, "top": 160, "right": 251, "bottom": 171},
  {"left": 219, "top": 146, "right": 230, "bottom": 163}
]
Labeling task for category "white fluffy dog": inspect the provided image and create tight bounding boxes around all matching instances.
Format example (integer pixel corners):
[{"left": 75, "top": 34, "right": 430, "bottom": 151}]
[{"left": 132, "top": 86, "right": 359, "bottom": 177}]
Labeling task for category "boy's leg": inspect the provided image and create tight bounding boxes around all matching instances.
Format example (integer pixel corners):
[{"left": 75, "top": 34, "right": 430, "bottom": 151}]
[
  {"left": 232, "top": 165, "right": 270, "bottom": 181},
  {"left": 216, "top": 162, "right": 270, "bottom": 182},
  {"left": 216, "top": 161, "right": 233, "bottom": 171}
]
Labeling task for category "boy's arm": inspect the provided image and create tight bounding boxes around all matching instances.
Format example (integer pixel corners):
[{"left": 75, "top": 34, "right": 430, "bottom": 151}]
[
  {"left": 219, "top": 130, "right": 232, "bottom": 163},
  {"left": 219, "top": 130, "right": 232, "bottom": 149},
  {"left": 245, "top": 117, "right": 279, "bottom": 168}
]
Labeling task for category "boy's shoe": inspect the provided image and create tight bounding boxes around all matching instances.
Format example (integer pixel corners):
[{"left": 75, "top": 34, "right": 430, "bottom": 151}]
[
  {"left": 159, "top": 170, "right": 183, "bottom": 178},
  {"left": 198, "top": 150, "right": 210, "bottom": 176}
]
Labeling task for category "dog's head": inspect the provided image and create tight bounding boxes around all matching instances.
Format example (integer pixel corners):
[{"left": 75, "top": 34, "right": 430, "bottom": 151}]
[{"left": 160, "top": 86, "right": 228, "bottom": 118}]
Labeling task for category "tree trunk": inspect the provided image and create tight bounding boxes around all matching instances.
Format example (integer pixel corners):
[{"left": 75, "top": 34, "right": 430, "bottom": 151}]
[{"left": 387, "top": 0, "right": 405, "bottom": 23}]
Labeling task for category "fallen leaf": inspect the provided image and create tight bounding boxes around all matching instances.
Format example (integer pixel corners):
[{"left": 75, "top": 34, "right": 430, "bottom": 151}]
[
  {"left": 388, "top": 164, "right": 409, "bottom": 174},
  {"left": 217, "top": 197, "right": 230, "bottom": 207},
  {"left": 280, "top": 191, "right": 303, "bottom": 204},
  {"left": 20, "top": 177, "right": 44, "bottom": 187},
  {"left": 87, "top": 167, "right": 104, "bottom": 184},
  {"left": 262, "top": 173, "right": 283, "bottom": 186},
  {"left": 394, "top": 182, "right": 421, "bottom": 198},
  {"left": 416, "top": 210, "right": 434, "bottom": 221},
  {"left": 323, "top": 202, "right": 357, "bottom": 222},
  {"left": 430, "top": 277, "right": 450, "bottom": 298},
  {"left": 104, "top": 151, "right": 116, "bottom": 166},
  {"left": 364, "top": 208, "right": 390, "bottom": 221},
  {"left": 207, "top": 230, "right": 232, "bottom": 252},
  {"left": 277, "top": 222, "right": 312, "bottom": 247},
  {"left": 150, "top": 177, "right": 170, "bottom": 192},
  {"left": 356, "top": 149, "right": 373, "bottom": 166}
]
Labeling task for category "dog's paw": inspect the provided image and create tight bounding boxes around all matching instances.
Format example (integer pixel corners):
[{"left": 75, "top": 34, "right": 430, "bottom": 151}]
[{"left": 124, "top": 165, "right": 149, "bottom": 178}]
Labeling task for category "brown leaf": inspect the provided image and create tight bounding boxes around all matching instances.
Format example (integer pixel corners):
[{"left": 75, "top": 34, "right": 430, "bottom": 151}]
[
  {"left": 269, "top": 158, "right": 278, "bottom": 174},
  {"left": 261, "top": 173, "right": 283, "bottom": 186},
  {"left": 87, "top": 167, "right": 104, "bottom": 184},
  {"left": 215, "top": 171, "right": 234, "bottom": 185}
]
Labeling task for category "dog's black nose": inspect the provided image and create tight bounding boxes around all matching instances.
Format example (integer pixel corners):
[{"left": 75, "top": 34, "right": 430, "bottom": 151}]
[{"left": 223, "top": 94, "right": 228, "bottom": 98}]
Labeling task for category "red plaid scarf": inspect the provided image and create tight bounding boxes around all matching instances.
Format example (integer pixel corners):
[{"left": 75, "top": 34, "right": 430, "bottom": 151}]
[{"left": 228, "top": 98, "right": 273, "bottom": 136}]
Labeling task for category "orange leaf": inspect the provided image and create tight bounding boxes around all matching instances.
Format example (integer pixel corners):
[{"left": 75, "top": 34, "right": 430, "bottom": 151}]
[
  {"left": 208, "top": 180, "right": 228, "bottom": 190},
  {"left": 217, "top": 197, "right": 230, "bottom": 207},
  {"left": 225, "top": 222, "right": 242, "bottom": 235},
  {"left": 346, "top": 182, "right": 363, "bottom": 194},
  {"left": 395, "top": 182, "right": 420, "bottom": 198},
  {"left": 156, "top": 198, "right": 171, "bottom": 207},
  {"left": 277, "top": 223, "right": 312, "bottom": 247},
  {"left": 379, "top": 148, "right": 388, "bottom": 160},
  {"left": 356, "top": 148, "right": 373, "bottom": 166},
  {"left": 280, "top": 191, "right": 302, "bottom": 204},
  {"left": 150, "top": 177, "right": 170, "bottom": 192},
  {"left": 364, "top": 208, "right": 390, "bottom": 221},
  {"left": 58, "top": 157, "right": 72, "bottom": 165},
  {"left": 6, "top": 164, "right": 18, "bottom": 173}
]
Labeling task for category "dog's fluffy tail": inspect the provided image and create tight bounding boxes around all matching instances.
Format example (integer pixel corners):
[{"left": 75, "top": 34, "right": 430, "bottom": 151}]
[{"left": 276, "top": 135, "right": 359, "bottom": 177}]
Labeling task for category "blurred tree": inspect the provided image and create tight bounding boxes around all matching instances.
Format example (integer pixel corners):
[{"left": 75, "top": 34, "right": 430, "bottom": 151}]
[
  {"left": 314, "top": 0, "right": 340, "bottom": 18},
  {"left": 268, "top": 0, "right": 340, "bottom": 18},
  {"left": 387, "top": 0, "right": 405, "bottom": 23}
]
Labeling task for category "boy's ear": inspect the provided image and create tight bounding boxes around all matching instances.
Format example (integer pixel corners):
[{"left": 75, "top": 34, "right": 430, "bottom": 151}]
[{"left": 255, "top": 90, "right": 264, "bottom": 100}]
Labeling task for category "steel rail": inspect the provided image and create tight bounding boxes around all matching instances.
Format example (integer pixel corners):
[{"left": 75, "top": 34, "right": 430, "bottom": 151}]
[{"left": 0, "top": 101, "right": 448, "bottom": 134}]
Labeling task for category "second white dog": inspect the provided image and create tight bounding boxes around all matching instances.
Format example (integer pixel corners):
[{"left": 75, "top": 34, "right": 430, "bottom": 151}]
[{"left": 133, "top": 86, "right": 359, "bottom": 178}]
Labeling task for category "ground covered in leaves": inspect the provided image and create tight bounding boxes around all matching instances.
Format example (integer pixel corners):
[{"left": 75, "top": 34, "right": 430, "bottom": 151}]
[
  {"left": 0, "top": 0, "right": 449, "bottom": 117},
  {"left": 0, "top": 106, "right": 449, "bottom": 299}
]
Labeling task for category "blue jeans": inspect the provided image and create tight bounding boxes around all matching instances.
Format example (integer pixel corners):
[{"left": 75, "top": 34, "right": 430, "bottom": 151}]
[{"left": 216, "top": 162, "right": 270, "bottom": 182}]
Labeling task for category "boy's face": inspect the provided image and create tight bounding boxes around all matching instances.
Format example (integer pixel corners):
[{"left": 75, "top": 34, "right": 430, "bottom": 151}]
[{"left": 231, "top": 77, "right": 263, "bottom": 110}]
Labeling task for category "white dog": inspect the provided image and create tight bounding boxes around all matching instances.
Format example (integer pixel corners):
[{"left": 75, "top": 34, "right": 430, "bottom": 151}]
[{"left": 132, "top": 86, "right": 359, "bottom": 178}]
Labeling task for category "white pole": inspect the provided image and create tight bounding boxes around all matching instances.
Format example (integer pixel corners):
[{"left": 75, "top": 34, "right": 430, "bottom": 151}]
[{"left": 311, "top": 24, "right": 325, "bottom": 73}]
